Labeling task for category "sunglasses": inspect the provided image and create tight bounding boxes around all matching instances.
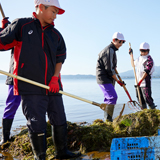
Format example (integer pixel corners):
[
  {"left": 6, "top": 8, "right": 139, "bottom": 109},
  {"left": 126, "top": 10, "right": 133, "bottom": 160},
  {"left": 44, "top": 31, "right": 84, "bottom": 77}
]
[
  {"left": 140, "top": 49, "right": 148, "bottom": 52},
  {"left": 115, "top": 39, "right": 125, "bottom": 44},
  {"left": 119, "top": 40, "right": 125, "bottom": 44}
]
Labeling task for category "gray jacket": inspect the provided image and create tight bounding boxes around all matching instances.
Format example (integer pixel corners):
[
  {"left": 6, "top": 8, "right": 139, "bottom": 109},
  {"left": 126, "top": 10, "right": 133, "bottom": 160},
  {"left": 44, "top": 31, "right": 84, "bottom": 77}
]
[{"left": 96, "top": 43, "right": 118, "bottom": 84}]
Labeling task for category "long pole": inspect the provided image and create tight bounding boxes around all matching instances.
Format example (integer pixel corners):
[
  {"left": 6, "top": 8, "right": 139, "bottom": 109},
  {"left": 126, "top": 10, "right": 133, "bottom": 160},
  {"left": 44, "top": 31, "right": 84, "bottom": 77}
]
[
  {"left": 0, "top": 3, "right": 5, "bottom": 18},
  {"left": 115, "top": 69, "right": 133, "bottom": 101},
  {"left": 129, "top": 43, "right": 142, "bottom": 107},
  {"left": 0, "top": 70, "right": 107, "bottom": 111}
]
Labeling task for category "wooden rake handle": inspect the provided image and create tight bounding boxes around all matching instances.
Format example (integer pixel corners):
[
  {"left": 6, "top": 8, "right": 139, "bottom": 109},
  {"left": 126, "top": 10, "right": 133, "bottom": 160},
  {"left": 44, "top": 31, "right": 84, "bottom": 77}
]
[
  {"left": 0, "top": 70, "right": 102, "bottom": 108},
  {"left": 115, "top": 68, "right": 133, "bottom": 101},
  {"left": 129, "top": 43, "right": 142, "bottom": 106},
  {"left": 0, "top": 3, "right": 5, "bottom": 18}
]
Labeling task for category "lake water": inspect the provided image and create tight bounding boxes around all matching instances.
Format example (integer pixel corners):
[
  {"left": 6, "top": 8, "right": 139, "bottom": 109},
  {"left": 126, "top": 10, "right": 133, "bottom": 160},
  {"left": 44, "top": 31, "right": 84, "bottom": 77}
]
[
  {"left": 0, "top": 77, "right": 160, "bottom": 159},
  {"left": 0, "top": 77, "right": 160, "bottom": 134}
]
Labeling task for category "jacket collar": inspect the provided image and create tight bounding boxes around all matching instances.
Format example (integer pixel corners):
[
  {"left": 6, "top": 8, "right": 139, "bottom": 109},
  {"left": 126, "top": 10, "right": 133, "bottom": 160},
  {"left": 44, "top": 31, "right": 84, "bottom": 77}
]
[
  {"left": 32, "top": 12, "right": 55, "bottom": 27},
  {"left": 140, "top": 53, "right": 149, "bottom": 58},
  {"left": 110, "top": 42, "right": 118, "bottom": 51}
]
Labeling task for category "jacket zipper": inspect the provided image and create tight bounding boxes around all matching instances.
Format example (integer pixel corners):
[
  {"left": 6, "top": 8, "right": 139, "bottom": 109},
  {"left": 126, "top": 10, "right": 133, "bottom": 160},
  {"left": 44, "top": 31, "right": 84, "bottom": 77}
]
[{"left": 42, "top": 28, "right": 48, "bottom": 95}]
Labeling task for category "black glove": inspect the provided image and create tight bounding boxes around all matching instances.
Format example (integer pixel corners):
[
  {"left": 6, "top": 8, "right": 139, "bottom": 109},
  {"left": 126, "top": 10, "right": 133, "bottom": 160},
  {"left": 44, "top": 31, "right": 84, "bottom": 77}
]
[
  {"left": 122, "top": 81, "right": 126, "bottom": 85},
  {"left": 1, "top": 17, "right": 11, "bottom": 29},
  {"left": 117, "top": 80, "right": 126, "bottom": 87},
  {"left": 134, "top": 85, "right": 140, "bottom": 88},
  {"left": 129, "top": 48, "right": 133, "bottom": 55}
]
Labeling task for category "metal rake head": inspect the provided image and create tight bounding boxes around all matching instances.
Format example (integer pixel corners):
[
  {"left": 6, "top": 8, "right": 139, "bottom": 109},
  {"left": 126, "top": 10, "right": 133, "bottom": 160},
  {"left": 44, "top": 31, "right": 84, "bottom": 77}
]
[{"left": 127, "top": 100, "right": 142, "bottom": 111}]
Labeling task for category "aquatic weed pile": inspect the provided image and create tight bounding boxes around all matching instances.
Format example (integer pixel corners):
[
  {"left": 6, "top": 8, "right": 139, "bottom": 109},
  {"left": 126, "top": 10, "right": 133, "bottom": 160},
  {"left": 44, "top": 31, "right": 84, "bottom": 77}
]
[
  {"left": 113, "top": 109, "right": 160, "bottom": 137},
  {"left": 0, "top": 109, "right": 160, "bottom": 159}
]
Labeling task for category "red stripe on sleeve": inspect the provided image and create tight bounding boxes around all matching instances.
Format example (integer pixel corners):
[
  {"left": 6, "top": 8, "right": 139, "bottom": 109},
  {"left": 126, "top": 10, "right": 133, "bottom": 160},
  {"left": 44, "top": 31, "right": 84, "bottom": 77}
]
[
  {"left": 13, "top": 41, "right": 23, "bottom": 95},
  {"left": 0, "top": 39, "right": 18, "bottom": 50}
]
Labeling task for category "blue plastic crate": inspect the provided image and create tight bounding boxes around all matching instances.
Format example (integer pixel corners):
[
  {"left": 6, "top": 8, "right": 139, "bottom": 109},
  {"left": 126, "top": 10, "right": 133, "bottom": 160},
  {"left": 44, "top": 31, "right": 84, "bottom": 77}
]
[
  {"left": 111, "top": 148, "right": 154, "bottom": 160},
  {"left": 110, "top": 136, "right": 160, "bottom": 160},
  {"left": 111, "top": 137, "right": 149, "bottom": 151}
]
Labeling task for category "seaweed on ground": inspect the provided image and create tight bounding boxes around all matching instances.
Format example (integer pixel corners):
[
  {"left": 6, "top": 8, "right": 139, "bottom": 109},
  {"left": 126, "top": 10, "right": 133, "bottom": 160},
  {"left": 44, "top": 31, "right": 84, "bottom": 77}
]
[{"left": 0, "top": 109, "right": 160, "bottom": 159}]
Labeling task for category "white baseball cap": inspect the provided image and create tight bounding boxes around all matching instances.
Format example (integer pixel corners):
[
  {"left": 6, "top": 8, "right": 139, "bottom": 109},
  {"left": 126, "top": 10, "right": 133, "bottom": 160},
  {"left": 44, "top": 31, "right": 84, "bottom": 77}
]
[
  {"left": 140, "top": 42, "right": 150, "bottom": 50},
  {"left": 34, "top": 0, "right": 65, "bottom": 14},
  {"left": 112, "top": 32, "right": 125, "bottom": 41}
]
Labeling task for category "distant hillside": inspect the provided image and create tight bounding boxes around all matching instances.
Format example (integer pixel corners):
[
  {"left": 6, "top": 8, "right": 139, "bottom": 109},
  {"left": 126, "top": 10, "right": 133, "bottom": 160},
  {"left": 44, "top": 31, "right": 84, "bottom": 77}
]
[
  {"left": 1, "top": 66, "right": 160, "bottom": 80},
  {"left": 62, "top": 66, "right": 160, "bottom": 79},
  {"left": 61, "top": 74, "right": 95, "bottom": 79},
  {"left": 119, "top": 70, "right": 134, "bottom": 78},
  {"left": 119, "top": 66, "right": 160, "bottom": 78},
  {"left": 152, "top": 66, "right": 160, "bottom": 77}
]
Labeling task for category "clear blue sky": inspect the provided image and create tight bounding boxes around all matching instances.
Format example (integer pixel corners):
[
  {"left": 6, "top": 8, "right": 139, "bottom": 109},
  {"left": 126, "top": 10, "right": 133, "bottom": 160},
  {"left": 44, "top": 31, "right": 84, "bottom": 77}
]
[{"left": 0, "top": 0, "right": 160, "bottom": 75}]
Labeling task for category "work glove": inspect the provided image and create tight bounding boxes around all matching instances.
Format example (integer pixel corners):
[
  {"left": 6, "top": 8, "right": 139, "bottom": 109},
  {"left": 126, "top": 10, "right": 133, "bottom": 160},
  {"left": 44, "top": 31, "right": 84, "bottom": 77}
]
[
  {"left": 137, "top": 79, "right": 143, "bottom": 87},
  {"left": 117, "top": 80, "right": 126, "bottom": 87},
  {"left": 134, "top": 79, "right": 143, "bottom": 88},
  {"left": 129, "top": 48, "right": 133, "bottom": 55},
  {"left": 1, "top": 17, "right": 11, "bottom": 29},
  {"left": 48, "top": 76, "right": 59, "bottom": 93}
]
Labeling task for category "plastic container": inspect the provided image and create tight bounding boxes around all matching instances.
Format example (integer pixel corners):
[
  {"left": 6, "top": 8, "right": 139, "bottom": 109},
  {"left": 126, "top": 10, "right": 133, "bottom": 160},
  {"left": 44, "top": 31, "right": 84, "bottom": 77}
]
[
  {"left": 158, "top": 126, "right": 160, "bottom": 136},
  {"left": 110, "top": 136, "right": 160, "bottom": 160},
  {"left": 111, "top": 148, "right": 154, "bottom": 160},
  {"left": 111, "top": 137, "right": 149, "bottom": 151}
]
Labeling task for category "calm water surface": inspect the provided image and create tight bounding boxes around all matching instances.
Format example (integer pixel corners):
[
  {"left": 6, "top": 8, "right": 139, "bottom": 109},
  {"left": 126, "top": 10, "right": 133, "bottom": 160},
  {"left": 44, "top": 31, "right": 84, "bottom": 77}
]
[{"left": 0, "top": 77, "right": 160, "bottom": 159}]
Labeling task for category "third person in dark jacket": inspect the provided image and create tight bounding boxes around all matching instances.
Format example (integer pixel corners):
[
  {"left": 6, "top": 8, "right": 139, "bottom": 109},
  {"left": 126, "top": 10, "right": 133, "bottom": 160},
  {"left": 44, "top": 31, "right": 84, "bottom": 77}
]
[{"left": 96, "top": 32, "right": 125, "bottom": 122}]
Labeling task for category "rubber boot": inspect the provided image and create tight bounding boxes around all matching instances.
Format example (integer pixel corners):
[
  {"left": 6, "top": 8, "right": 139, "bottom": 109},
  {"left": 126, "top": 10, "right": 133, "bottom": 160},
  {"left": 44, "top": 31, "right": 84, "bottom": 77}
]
[
  {"left": 149, "top": 104, "right": 157, "bottom": 109},
  {"left": 28, "top": 132, "right": 46, "bottom": 160},
  {"left": 0, "top": 119, "right": 13, "bottom": 145},
  {"left": 52, "top": 124, "right": 81, "bottom": 159},
  {"left": 104, "top": 104, "right": 115, "bottom": 122},
  {"left": 142, "top": 104, "right": 147, "bottom": 110}
]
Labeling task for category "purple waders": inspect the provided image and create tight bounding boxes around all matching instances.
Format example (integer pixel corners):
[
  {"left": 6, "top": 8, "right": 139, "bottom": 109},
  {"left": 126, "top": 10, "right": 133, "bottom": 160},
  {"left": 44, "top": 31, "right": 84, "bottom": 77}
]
[
  {"left": 99, "top": 83, "right": 118, "bottom": 122},
  {"left": 0, "top": 85, "right": 21, "bottom": 145},
  {"left": 99, "top": 83, "right": 118, "bottom": 105},
  {"left": 3, "top": 85, "right": 21, "bottom": 119}
]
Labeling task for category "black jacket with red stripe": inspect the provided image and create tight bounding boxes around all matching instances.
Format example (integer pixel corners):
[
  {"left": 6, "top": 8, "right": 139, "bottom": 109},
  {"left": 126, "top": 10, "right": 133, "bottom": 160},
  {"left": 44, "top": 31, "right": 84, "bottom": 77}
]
[{"left": 0, "top": 13, "right": 66, "bottom": 95}]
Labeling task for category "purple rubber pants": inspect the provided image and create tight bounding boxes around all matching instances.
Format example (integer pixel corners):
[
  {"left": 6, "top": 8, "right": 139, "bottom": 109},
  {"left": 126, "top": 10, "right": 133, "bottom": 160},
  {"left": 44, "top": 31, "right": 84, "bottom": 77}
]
[
  {"left": 99, "top": 83, "right": 118, "bottom": 105},
  {"left": 3, "top": 85, "right": 21, "bottom": 119}
]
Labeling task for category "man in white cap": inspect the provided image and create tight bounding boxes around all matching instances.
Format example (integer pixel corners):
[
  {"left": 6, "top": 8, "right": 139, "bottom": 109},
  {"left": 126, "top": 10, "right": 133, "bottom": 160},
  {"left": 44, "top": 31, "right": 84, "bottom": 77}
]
[
  {"left": 96, "top": 32, "right": 126, "bottom": 122},
  {"left": 129, "top": 42, "right": 156, "bottom": 109},
  {"left": 0, "top": 0, "right": 81, "bottom": 159}
]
